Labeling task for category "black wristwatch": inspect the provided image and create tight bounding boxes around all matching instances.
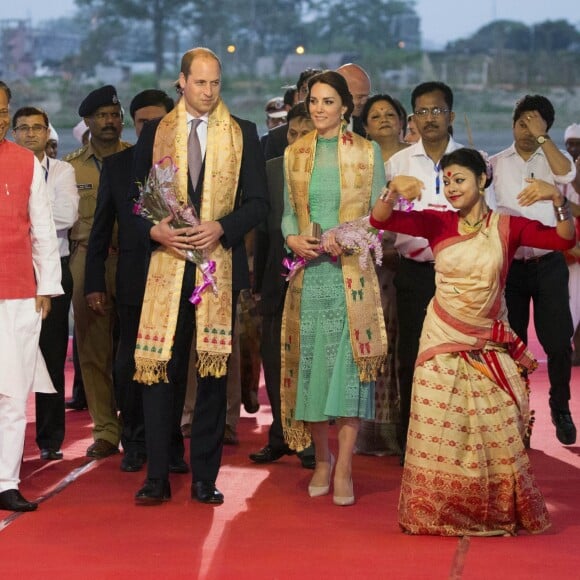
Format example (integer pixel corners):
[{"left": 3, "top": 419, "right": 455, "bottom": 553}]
[{"left": 536, "top": 134, "right": 551, "bottom": 145}]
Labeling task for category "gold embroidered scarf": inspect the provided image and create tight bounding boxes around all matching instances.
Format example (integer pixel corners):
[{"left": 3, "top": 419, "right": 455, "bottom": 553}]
[
  {"left": 280, "top": 127, "right": 388, "bottom": 450},
  {"left": 134, "top": 98, "right": 242, "bottom": 384}
]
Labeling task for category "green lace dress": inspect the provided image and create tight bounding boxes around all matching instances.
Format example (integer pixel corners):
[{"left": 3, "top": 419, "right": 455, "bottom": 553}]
[{"left": 282, "top": 136, "right": 385, "bottom": 421}]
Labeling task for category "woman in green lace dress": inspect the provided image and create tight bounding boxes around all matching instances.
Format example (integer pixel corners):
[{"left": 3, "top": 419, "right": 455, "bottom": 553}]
[{"left": 281, "top": 71, "right": 387, "bottom": 505}]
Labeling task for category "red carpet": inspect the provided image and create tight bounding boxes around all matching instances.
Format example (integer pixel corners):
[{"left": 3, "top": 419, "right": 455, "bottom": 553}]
[{"left": 1, "top": 352, "right": 579, "bottom": 578}]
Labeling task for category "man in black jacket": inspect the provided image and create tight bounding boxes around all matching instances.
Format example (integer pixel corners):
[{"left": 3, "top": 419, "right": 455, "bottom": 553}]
[
  {"left": 251, "top": 102, "right": 315, "bottom": 469},
  {"left": 84, "top": 89, "right": 175, "bottom": 472},
  {"left": 131, "top": 47, "right": 268, "bottom": 505},
  {"left": 264, "top": 68, "right": 322, "bottom": 160},
  {"left": 336, "top": 63, "right": 372, "bottom": 136}
]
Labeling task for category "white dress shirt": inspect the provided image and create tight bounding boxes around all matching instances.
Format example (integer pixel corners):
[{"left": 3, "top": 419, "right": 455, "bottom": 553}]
[
  {"left": 40, "top": 154, "right": 79, "bottom": 258},
  {"left": 386, "top": 137, "right": 462, "bottom": 261},
  {"left": 489, "top": 143, "right": 576, "bottom": 260}
]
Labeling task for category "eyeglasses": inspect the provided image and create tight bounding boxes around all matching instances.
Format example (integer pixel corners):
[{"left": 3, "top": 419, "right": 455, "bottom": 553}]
[
  {"left": 414, "top": 107, "right": 450, "bottom": 118},
  {"left": 14, "top": 124, "right": 48, "bottom": 133},
  {"left": 91, "top": 111, "right": 122, "bottom": 121}
]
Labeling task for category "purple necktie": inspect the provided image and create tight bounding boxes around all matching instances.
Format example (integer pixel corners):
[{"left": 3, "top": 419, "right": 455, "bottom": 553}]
[{"left": 188, "top": 118, "right": 202, "bottom": 188}]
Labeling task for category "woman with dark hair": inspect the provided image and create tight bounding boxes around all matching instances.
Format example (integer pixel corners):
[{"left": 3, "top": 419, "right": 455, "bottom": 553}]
[
  {"left": 281, "top": 70, "right": 388, "bottom": 506},
  {"left": 370, "top": 148, "right": 575, "bottom": 535},
  {"left": 361, "top": 94, "right": 409, "bottom": 163}
]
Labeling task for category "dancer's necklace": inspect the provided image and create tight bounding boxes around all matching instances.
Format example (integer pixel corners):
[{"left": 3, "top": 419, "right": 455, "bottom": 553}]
[{"left": 460, "top": 213, "right": 487, "bottom": 233}]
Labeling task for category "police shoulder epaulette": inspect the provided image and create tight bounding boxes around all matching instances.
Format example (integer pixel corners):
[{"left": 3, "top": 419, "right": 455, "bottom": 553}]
[{"left": 63, "top": 145, "right": 88, "bottom": 162}]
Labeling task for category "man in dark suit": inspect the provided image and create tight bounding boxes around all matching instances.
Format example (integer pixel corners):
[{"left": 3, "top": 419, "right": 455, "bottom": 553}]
[
  {"left": 336, "top": 63, "right": 372, "bottom": 137},
  {"left": 131, "top": 47, "right": 268, "bottom": 505},
  {"left": 251, "top": 102, "right": 316, "bottom": 469},
  {"left": 84, "top": 89, "right": 176, "bottom": 472}
]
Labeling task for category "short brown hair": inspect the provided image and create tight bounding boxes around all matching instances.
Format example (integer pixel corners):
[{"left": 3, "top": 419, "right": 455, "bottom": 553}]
[{"left": 180, "top": 47, "right": 222, "bottom": 78}]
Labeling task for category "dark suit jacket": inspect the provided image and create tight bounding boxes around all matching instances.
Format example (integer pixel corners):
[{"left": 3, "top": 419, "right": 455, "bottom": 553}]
[
  {"left": 85, "top": 146, "right": 152, "bottom": 306},
  {"left": 264, "top": 123, "right": 288, "bottom": 161},
  {"left": 131, "top": 116, "right": 269, "bottom": 292},
  {"left": 352, "top": 115, "right": 366, "bottom": 138},
  {"left": 254, "top": 156, "right": 289, "bottom": 314}
]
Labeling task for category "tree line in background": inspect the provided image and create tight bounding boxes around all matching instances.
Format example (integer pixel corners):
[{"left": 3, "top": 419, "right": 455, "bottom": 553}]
[
  {"left": 447, "top": 19, "right": 580, "bottom": 54},
  {"left": 66, "top": 0, "right": 580, "bottom": 79}
]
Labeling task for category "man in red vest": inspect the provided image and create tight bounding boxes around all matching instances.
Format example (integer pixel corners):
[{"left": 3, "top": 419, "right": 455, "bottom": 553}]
[{"left": 0, "top": 81, "right": 62, "bottom": 512}]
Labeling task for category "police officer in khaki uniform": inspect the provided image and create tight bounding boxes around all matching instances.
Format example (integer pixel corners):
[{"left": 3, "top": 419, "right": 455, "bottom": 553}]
[{"left": 65, "top": 85, "right": 131, "bottom": 458}]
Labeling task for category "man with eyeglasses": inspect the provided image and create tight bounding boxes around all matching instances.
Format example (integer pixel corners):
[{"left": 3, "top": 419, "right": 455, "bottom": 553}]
[
  {"left": 0, "top": 81, "right": 62, "bottom": 512},
  {"left": 65, "top": 85, "right": 131, "bottom": 460},
  {"left": 12, "top": 106, "right": 78, "bottom": 462},
  {"left": 385, "top": 81, "right": 462, "bottom": 464}
]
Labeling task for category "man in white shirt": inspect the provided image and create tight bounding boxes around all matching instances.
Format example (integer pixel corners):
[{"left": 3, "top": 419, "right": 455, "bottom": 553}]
[
  {"left": 12, "top": 106, "right": 79, "bottom": 461},
  {"left": 489, "top": 94, "right": 577, "bottom": 445},
  {"left": 0, "top": 81, "right": 62, "bottom": 512},
  {"left": 386, "top": 81, "right": 461, "bottom": 463}
]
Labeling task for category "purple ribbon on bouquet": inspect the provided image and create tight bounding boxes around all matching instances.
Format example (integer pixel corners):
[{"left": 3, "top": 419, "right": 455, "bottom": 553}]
[
  {"left": 398, "top": 198, "right": 415, "bottom": 212},
  {"left": 282, "top": 256, "right": 306, "bottom": 281},
  {"left": 189, "top": 260, "right": 217, "bottom": 305}
]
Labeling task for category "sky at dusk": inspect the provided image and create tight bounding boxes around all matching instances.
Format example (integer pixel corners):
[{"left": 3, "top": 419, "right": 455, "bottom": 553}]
[{"left": 2, "top": 0, "right": 578, "bottom": 48}]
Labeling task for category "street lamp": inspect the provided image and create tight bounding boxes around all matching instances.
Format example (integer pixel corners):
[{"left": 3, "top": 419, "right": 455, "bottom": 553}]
[{"left": 295, "top": 45, "right": 305, "bottom": 55}]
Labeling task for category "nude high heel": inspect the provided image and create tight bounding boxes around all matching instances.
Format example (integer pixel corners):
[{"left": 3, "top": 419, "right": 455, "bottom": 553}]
[
  {"left": 333, "top": 478, "right": 355, "bottom": 506},
  {"left": 308, "top": 454, "right": 335, "bottom": 497}
]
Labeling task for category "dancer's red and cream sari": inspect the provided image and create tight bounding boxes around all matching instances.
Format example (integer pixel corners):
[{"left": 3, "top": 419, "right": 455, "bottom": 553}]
[{"left": 398, "top": 212, "right": 551, "bottom": 536}]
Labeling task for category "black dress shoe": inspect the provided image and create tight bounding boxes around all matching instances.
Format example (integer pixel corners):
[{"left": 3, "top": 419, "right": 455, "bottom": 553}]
[
  {"left": 193, "top": 481, "right": 224, "bottom": 504},
  {"left": 169, "top": 459, "right": 189, "bottom": 474},
  {"left": 120, "top": 452, "right": 146, "bottom": 472},
  {"left": 299, "top": 454, "right": 316, "bottom": 470},
  {"left": 551, "top": 410, "right": 577, "bottom": 445},
  {"left": 0, "top": 489, "right": 38, "bottom": 512},
  {"left": 135, "top": 479, "right": 171, "bottom": 505},
  {"left": 249, "top": 445, "right": 295, "bottom": 464},
  {"left": 65, "top": 399, "right": 87, "bottom": 411},
  {"left": 40, "top": 449, "right": 63, "bottom": 461}
]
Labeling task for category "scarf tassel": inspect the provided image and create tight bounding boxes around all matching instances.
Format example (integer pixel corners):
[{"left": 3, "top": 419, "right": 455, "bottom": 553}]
[
  {"left": 283, "top": 422, "right": 312, "bottom": 452},
  {"left": 197, "top": 351, "right": 229, "bottom": 378},
  {"left": 134, "top": 360, "right": 168, "bottom": 386},
  {"left": 356, "top": 355, "right": 386, "bottom": 383}
]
